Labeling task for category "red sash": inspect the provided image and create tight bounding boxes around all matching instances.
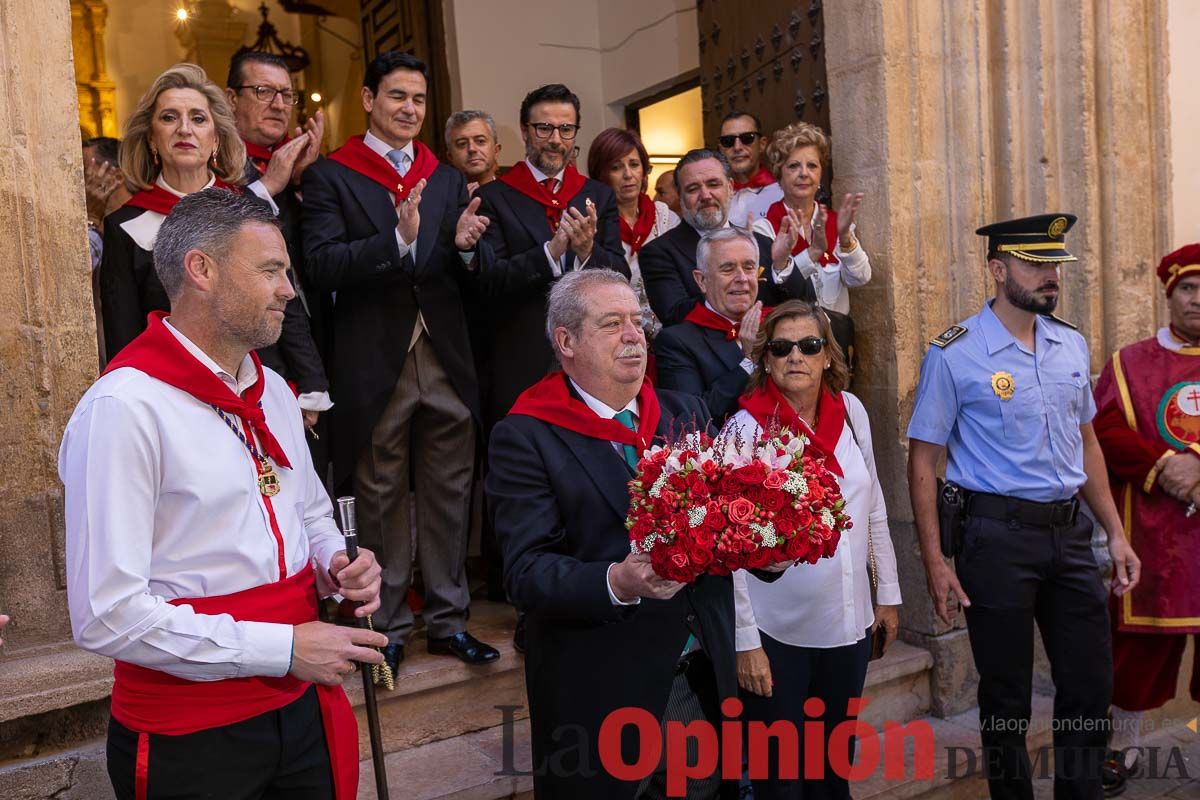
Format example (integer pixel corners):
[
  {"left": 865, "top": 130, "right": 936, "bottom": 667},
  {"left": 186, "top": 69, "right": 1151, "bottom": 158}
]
[
  {"left": 732, "top": 166, "right": 776, "bottom": 192},
  {"left": 124, "top": 179, "right": 237, "bottom": 216},
  {"left": 620, "top": 193, "right": 657, "bottom": 255},
  {"left": 244, "top": 135, "right": 292, "bottom": 174},
  {"left": 509, "top": 372, "right": 661, "bottom": 454},
  {"left": 738, "top": 380, "right": 845, "bottom": 476},
  {"left": 766, "top": 201, "right": 840, "bottom": 263},
  {"left": 1093, "top": 336, "right": 1200, "bottom": 632},
  {"left": 111, "top": 565, "right": 358, "bottom": 799},
  {"left": 683, "top": 301, "right": 770, "bottom": 341},
  {"left": 498, "top": 160, "right": 586, "bottom": 230},
  {"left": 328, "top": 135, "right": 438, "bottom": 202}
]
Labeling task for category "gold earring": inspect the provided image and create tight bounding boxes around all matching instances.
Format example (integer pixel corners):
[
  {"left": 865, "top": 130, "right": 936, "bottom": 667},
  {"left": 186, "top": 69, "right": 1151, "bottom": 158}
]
[
  {"left": 210, "top": 150, "right": 218, "bottom": 168},
  {"left": 151, "top": 149, "right": 160, "bottom": 166}
]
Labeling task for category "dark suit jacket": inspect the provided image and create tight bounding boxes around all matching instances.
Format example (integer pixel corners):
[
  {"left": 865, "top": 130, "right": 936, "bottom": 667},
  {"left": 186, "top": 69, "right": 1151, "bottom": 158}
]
[
  {"left": 97, "top": 202, "right": 328, "bottom": 397},
  {"left": 486, "top": 383, "right": 772, "bottom": 799},
  {"left": 473, "top": 177, "right": 629, "bottom": 428},
  {"left": 639, "top": 222, "right": 816, "bottom": 326},
  {"left": 654, "top": 321, "right": 749, "bottom": 423},
  {"left": 301, "top": 156, "right": 480, "bottom": 488}
]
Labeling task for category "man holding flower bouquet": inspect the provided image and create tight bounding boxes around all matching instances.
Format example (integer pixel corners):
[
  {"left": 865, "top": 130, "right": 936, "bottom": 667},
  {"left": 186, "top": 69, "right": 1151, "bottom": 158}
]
[{"left": 486, "top": 269, "right": 789, "bottom": 799}]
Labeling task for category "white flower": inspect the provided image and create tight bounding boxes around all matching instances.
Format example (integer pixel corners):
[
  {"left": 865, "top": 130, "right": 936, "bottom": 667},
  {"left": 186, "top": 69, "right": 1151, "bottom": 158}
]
[
  {"left": 749, "top": 521, "right": 777, "bottom": 548},
  {"left": 648, "top": 472, "right": 669, "bottom": 498},
  {"left": 687, "top": 505, "right": 708, "bottom": 528},
  {"left": 821, "top": 509, "right": 835, "bottom": 528},
  {"left": 783, "top": 473, "right": 809, "bottom": 497}
]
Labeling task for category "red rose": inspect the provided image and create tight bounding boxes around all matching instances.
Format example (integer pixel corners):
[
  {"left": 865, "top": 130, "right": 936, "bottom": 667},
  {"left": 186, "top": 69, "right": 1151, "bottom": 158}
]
[
  {"left": 727, "top": 497, "right": 756, "bottom": 525},
  {"left": 746, "top": 547, "right": 771, "bottom": 569},
  {"left": 785, "top": 535, "right": 810, "bottom": 561},
  {"left": 760, "top": 488, "right": 787, "bottom": 512},
  {"left": 686, "top": 538, "right": 714, "bottom": 571},
  {"left": 719, "top": 474, "right": 744, "bottom": 495},
  {"left": 734, "top": 462, "right": 769, "bottom": 485},
  {"left": 763, "top": 470, "right": 787, "bottom": 490}
]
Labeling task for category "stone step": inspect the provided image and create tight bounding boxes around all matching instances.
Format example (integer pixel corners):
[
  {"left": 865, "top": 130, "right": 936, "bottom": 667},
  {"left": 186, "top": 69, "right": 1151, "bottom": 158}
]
[
  {"left": 357, "top": 717, "right": 533, "bottom": 800},
  {"left": 861, "top": 640, "right": 934, "bottom": 729},
  {"left": 342, "top": 601, "right": 525, "bottom": 757}
]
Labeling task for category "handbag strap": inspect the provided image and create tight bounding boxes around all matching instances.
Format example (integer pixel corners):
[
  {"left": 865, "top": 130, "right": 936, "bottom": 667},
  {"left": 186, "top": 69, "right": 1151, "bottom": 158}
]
[{"left": 844, "top": 407, "right": 878, "bottom": 592}]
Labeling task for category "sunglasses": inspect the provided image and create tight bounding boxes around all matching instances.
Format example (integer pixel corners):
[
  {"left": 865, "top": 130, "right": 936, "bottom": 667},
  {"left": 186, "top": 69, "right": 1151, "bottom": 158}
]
[
  {"left": 718, "top": 131, "right": 762, "bottom": 148},
  {"left": 766, "top": 337, "right": 825, "bottom": 357}
]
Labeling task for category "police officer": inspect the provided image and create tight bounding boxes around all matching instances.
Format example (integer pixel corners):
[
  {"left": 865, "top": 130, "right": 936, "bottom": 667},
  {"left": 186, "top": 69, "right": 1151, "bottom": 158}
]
[{"left": 906, "top": 213, "right": 1141, "bottom": 800}]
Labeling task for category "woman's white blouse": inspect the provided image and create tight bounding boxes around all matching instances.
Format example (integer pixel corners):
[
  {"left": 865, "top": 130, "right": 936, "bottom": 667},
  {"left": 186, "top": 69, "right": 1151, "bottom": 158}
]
[
  {"left": 625, "top": 200, "right": 680, "bottom": 337},
  {"left": 752, "top": 210, "right": 871, "bottom": 316},
  {"left": 729, "top": 391, "right": 901, "bottom": 650}
]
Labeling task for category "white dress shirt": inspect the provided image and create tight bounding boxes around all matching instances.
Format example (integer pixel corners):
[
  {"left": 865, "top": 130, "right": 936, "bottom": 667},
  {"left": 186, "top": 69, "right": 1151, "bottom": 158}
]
[
  {"left": 727, "top": 391, "right": 902, "bottom": 649},
  {"left": 729, "top": 180, "right": 784, "bottom": 225},
  {"left": 60, "top": 319, "right": 344, "bottom": 682},
  {"left": 624, "top": 200, "right": 680, "bottom": 338},
  {"left": 752, "top": 207, "right": 872, "bottom": 316},
  {"left": 568, "top": 378, "right": 642, "bottom": 608},
  {"left": 526, "top": 159, "right": 589, "bottom": 276}
]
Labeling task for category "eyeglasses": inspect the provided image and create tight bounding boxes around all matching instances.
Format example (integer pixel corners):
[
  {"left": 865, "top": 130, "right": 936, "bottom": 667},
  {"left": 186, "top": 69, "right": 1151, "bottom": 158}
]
[
  {"left": 527, "top": 122, "right": 580, "bottom": 140},
  {"left": 232, "top": 85, "right": 300, "bottom": 106},
  {"left": 718, "top": 131, "right": 761, "bottom": 148},
  {"left": 766, "top": 336, "right": 825, "bottom": 358}
]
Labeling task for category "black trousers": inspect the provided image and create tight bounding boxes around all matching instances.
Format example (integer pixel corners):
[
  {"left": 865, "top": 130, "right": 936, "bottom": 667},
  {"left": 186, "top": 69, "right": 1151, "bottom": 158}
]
[
  {"left": 107, "top": 684, "right": 333, "bottom": 800},
  {"left": 739, "top": 630, "right": 872, "bottom": 800},
  {"left": 955, "top": 510, "right": 1112, "bottom": 800}
]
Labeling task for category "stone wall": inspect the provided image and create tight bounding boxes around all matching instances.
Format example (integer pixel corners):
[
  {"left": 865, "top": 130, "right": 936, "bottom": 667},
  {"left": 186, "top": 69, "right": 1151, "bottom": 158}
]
[
  {"left": 0, "top": 0, "right": 97, "bottom": 650},
  {"left": 823, "top": 0, "right": 1172, "bottom": 715}
]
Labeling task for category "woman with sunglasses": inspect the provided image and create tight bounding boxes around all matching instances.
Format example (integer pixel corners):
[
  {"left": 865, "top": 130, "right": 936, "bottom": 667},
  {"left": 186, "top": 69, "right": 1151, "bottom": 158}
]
[
  {"left": 724, "top": 300, "right": 901, "bottom": 800},
  {"left": 586, "top": 127, "right": 680, "bottom": 340},
  {"left": 751, "top": 122, "right": 871, "bottom": 321}
]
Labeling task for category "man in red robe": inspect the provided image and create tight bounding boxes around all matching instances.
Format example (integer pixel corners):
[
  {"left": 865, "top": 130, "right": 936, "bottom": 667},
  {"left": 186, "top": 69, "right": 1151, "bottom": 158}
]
[{"left": 1093, "top": 243, "right": 1200, "bottom": 794}]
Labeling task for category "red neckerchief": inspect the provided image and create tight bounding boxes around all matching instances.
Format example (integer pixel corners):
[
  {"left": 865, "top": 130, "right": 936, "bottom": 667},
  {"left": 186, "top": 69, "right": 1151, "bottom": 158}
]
[
  {"left": 766, "top": 200, "right": 840, "bottom": 264},
  {"left": 620, "top": 193, "right": 657, "bottom": 255},
  {"left": 509, "top": 371, "right": 661, "bottom": 454},
  {"left": 103, "top": 311, "right": 293, "bottom": 470},
  {"left": 683, "top": 301, "right": 771, "bottom": 341},
  {"left": 497, "top": 160, "right": 587, "bottom": 231},
  {"left": 124, "top": 179, "right": 236, "bottom": 216},
  {"left": 327, "top": 135, "right": 438, "bottom": 202},
  {"left": 243, "top": 134, "right": 292, "bottom": 174},
  {"left": 738, "top": 380, "right": 845, "bottom": 476},
  {"left": 732, "top": 166, "right": 776, "bottom": 191}
]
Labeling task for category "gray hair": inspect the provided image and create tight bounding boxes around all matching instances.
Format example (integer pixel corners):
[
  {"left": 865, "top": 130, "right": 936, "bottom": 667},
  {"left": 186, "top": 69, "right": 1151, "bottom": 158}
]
[
  {"left": 444, "top": 109, "right": 498, "bottom": 149},
  {"left": 673, "top": 148, "right": 732, "bottom": 190},
  {"left": 153, "top": 188, "right": 279, "bottom": 298},
  {"left": 696, "top": 226, "right": 759, "bottom": 275},
  {"left": 545, "top": 269, "right": 633, "bottom": 357}
]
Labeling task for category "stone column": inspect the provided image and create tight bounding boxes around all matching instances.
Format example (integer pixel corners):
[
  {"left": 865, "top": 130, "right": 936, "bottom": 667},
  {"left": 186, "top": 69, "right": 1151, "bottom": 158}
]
[
  {"left": 823, "top": 0, "right": 1170, "bottom": 716},
  {"left": 0, "top": 0, "right": 97, "bottom": 648}
]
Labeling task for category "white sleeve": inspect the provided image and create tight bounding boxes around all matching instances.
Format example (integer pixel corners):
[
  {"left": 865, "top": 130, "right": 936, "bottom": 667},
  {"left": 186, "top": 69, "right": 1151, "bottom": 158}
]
[
  {"left": 833, "top": 229, "right": 872, "bottom": 288},
  {"left": 847, "top": 395, "right": 901, "bottom": 605},
  {"left": 733, "top": 570, "right": 763, "bottom": 650},
  {"left": 61, "top": 395, "right": 294, "bottom": 681},
  {"left": 395, "top": 230, "right": 414, "bottom": 262},
  {"left": 297, "top": 391, "right": 333, "bottom": 412},
  {"left": 246, "top": 180, "right": 281, "bottom": 216},
  {"left": 544, "top": 242, "right": 564, "bottom": 277}
]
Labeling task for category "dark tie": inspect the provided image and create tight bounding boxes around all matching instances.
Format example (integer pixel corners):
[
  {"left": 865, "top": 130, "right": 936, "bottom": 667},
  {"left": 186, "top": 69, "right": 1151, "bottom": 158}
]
[
  {"left": 542, "top": 177, "right": 559, "bottom": 194},
  {"left": 613, "top": 409, "right": 639, "bottom": 472}
]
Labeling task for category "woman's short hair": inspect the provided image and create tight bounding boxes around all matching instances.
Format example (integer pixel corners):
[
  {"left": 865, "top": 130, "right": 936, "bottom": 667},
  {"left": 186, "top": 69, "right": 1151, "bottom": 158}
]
[
  {"left": 745, "top": 300, "right": 849, "bottom": 395},
  {"left": 586, "top": 128, "right": 651, "bottom": 193},
  {"left": 119, "top": 63, "right": 246, "bottom": 191},
  {"left": 765, "top": 121, "right": 831, "bottom": 181}
]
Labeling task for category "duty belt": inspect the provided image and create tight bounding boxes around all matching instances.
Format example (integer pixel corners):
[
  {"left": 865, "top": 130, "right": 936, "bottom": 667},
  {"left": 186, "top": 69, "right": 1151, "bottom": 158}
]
[{"left": 964, "top": 490, "right": 1079, "bottom": 528}]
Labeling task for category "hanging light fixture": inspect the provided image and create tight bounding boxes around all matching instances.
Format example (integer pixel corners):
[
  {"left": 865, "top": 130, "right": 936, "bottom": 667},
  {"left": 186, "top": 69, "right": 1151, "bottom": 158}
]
[{"left": 234, "top": 2, "right": 310, "bottom": 73}]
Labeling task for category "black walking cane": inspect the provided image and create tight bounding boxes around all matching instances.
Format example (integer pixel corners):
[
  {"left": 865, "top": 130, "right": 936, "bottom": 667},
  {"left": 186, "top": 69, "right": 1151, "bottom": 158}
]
[{"left": 337, "top": 496, "right": 390, "bottom": 799}]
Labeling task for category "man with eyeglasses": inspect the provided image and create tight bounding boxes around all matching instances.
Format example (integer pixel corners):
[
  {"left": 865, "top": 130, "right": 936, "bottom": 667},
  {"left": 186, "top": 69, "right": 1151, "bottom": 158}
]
[
  {"left": 474, "top": 83, "right": 626, "bottom": 447},
  {"left": 226, "top": 51, "right": 332, "bottom": 451},
  {"left": 640, "top": 149, "right": 814, "bottom": 327},
  {"left": 654, "top": 227, "right": 764, "bottom": 422},
  {"left": 302, "top": 50, "right": 499, "bottom": 675},
  {"left": 719, "top": 110, "right": 783, "bottom": 225}
]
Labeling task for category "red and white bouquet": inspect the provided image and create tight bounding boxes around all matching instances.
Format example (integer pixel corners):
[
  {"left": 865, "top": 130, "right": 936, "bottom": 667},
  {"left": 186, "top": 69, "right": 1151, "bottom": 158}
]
[{"left": 625, "top": 426, "right": 849, "bottom": 583}]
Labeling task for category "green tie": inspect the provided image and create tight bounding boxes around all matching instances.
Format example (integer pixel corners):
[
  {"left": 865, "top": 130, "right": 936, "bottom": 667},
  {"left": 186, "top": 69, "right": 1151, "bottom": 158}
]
[{"left": 613, "top": 409, "right": 640, "bottom": 471}]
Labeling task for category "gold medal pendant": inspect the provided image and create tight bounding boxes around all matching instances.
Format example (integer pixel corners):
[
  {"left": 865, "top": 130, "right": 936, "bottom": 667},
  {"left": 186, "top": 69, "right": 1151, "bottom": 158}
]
[
  {"left": 257, "top": 456, "right": 281, "bottom": 497},
  {"left": 991, "top": 371, "right": 1016, "bottom": 401}
]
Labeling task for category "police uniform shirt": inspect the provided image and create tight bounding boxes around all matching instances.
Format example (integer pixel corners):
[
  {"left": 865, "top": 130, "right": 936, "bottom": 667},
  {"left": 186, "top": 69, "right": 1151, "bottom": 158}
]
[{"left": 906, "top": 300, "right": 1095, "bottom": 502}]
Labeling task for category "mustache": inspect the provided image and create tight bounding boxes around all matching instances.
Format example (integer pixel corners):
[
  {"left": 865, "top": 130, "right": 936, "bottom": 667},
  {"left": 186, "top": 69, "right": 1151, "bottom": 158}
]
[{"left": 617, "top": 345, "right": 646, "bottom": 359}]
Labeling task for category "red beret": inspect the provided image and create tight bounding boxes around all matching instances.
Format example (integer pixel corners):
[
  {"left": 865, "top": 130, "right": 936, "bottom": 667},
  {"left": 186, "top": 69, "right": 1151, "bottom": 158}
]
[{"left": 1158, "top": 243, "right": 1200, "bottom": 296}]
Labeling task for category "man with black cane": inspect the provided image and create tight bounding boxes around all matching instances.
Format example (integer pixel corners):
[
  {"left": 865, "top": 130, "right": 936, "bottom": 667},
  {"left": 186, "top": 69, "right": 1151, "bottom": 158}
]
[{"left": 60, "top": 189, "right": 387, "bottom": 800}]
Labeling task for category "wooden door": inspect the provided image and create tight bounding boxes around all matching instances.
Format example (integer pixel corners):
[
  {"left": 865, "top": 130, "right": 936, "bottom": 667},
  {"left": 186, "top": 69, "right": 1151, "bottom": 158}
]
[
  {"left": 697, "top": 0, "right": 831, "bottom": 145},
  {"left": 358, "top": 0, "right": 452, "bottom": 152}
]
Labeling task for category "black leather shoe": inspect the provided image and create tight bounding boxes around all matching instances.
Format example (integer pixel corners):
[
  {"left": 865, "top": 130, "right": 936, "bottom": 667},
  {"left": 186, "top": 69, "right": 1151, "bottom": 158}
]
[
  {"left": 382, "top": 643, "right": 405, "bottom": 679},
  {"left": 513, "top": 613, "right": 527, "bottom": 655},
  {"left": 427, "top": 631, "right": 500, "bottom": 665}
]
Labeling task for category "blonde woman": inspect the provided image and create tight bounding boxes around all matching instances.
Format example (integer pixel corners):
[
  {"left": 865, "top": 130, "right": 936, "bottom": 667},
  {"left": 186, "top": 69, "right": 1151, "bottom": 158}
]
[{"left": 99, "top": 63, "right": 246, "bottom": 357}]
